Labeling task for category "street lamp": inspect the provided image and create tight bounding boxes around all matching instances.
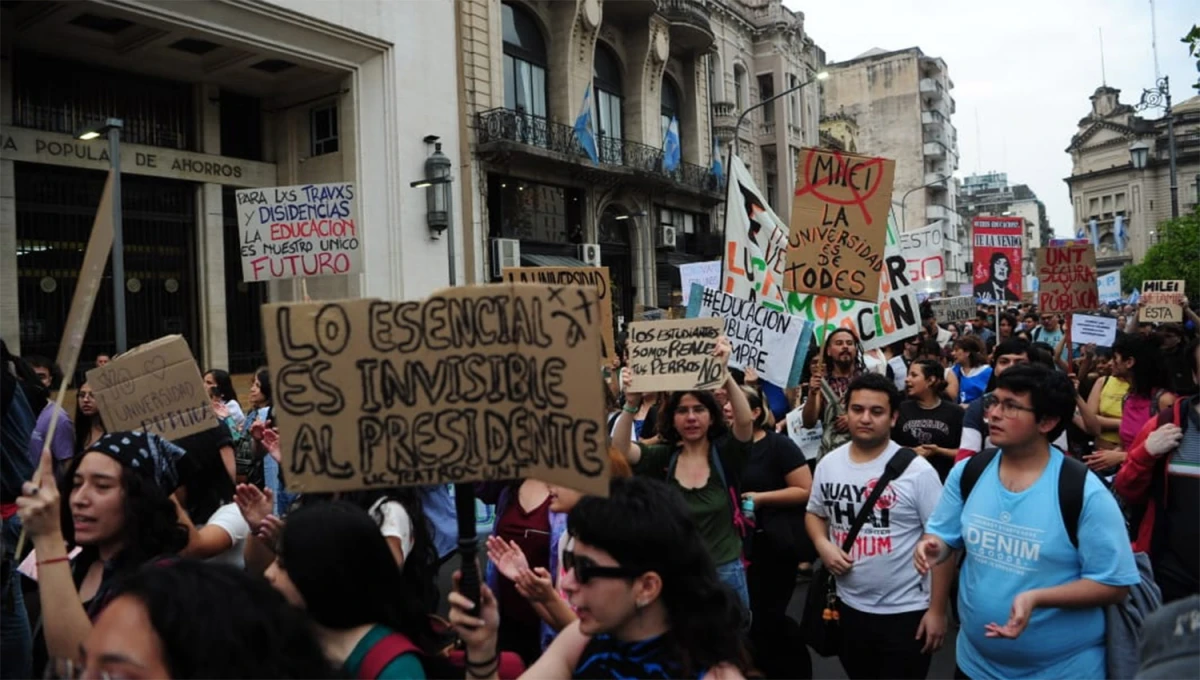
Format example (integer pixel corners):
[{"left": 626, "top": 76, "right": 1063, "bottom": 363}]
[
  {"left": 1136, "top": 76, "right": 1178, "bottom": 218},
  {"left": 732, "top": 71, "right": 828, "bottom": 155},
  {"left": 75, "top": 118, "right": 126, "bottom": 353},
  {"left": 1129, "top": 140, "right": 1150, "bottom": 170},
  {"left": 898, "top": 174, "right": 950, "bottom": 230},
  {"left": 409, "top": 137, "right": 456, "bottom": 285}
]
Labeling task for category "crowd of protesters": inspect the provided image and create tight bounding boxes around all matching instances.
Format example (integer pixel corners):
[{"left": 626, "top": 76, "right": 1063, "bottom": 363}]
[{"left": 0, "top": 288, "right": 1197, "bottom": 679}]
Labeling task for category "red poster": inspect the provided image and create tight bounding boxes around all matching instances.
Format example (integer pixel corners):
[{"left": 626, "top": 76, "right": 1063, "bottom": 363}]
[{"left": 971, "top": 216, "right": 1024, "bottom": 302}]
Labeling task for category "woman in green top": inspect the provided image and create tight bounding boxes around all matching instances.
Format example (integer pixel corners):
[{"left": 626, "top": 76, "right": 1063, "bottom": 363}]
[
  {"left": 613, "top": 335, "right": 756, "bottom": 610},
  {"left": 266, "top": 501, "right": 443, "bottom": 679}
]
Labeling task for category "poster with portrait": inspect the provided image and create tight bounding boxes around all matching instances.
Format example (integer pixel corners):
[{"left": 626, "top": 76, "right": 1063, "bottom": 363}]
[{"left": 971, "top": 216, "right": 1024, "bottom": 303}]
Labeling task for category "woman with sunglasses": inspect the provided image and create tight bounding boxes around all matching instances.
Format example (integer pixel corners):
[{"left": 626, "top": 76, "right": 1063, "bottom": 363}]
[
  {"left": 450, "top": 476, "right": 752, "bottom": 679},
  {"left": 613, "top": 336, "right": 755, "bottom": 610}
]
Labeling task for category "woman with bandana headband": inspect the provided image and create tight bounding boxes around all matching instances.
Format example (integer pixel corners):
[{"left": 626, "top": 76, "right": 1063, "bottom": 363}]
[{"left": 16, "top": 431, "right": 190, "bottom": 667}]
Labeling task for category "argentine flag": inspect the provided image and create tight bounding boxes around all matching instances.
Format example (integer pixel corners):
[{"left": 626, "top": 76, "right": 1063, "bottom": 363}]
[
  {"left": 1088, "top": 218, "right": 1100, "bottom": 247},
  {"left": 573, "top": 89, "right": 599, "bottom": 164},
  {"left": 711, "top": 139, "right": 724, "bottom": 186},
  {"left": 663, "top": 116, "right": 681, "bottom": 172},
  {"left": 1115, "top": 214, "right": 1127, "bottom": 252}
]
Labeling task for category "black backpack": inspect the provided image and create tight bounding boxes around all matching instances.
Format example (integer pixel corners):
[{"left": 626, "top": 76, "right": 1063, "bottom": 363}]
[{"left": 960, "top": 448, "right": 1086, "bottom": 546}]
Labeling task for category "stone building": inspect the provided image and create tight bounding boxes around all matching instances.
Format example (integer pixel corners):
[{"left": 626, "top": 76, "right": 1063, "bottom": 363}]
[
  {"left": 1064, "top": 85, "right": 1200, "bottom": 271},
  {"left": 1, "top": 0, "right": 460, "bottom": 373},
  {"left": 821, "top": 46, "right": 966, "bottom": 292},
  {"left": 455, "top": 0, "right": 823, "bottom": 324}
]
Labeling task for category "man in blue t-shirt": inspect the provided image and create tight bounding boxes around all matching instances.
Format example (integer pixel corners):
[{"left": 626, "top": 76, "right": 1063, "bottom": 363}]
[{"left": 914, "top": 365, "right": 1139, "bottom": 679}]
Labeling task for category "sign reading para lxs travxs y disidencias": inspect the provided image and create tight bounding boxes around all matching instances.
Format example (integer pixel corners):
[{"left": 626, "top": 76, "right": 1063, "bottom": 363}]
[
  {"left": 261, "top": 284, "right": 611, "bottom": 497},
  {"left": 238, "top": 182, "right": 360, "bottom": 282}
]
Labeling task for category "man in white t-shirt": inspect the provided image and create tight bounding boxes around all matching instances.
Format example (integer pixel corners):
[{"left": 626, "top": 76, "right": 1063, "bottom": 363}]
[{"left": 806, "top": 373, "right": 951, "bottom": 679}]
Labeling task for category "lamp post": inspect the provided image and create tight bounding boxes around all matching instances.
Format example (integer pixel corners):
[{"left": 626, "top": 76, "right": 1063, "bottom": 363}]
[
  {"left": 898, "top": 174, "right": 950, "bottom": 230},
  {"left": 1136, "top": 76, "right": 1178, "bottom": 218},
  {"left": 732, "top": 71, "right": 828, "bottom": 156},
  {"left": 76, "top": 118, "right": 126, "bottom": 353}
]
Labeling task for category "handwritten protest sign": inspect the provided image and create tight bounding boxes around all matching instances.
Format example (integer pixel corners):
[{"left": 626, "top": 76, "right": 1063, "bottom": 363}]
[
  {"left": 238, "top": 182, "right": 360, "bottom": 282},
  {"left": 932, "top": 296, "right": 974, "bottom": 325},
  {"left": 1071, "top": 314, "right": 1118, "bottom": 347},
  {"left": 900, "top": 224, "right": 946, "bottom": 294},
  {"left": 1097, "top": 271, "right": 1122, "bottom": 304},
  {"left": 503, "top": 267, "right": 615, "bottom": 362},
  {"left": 1036, "top": 244, "right": 1097, "bottom": 314},
  {"left": 1139, "top": 280, "right": 1185, "bottom": 322},
  {"left": 786, "top": 410, "right": 823, "bottom": 461},
  {"left": 86, "top": 336, "right": 216, "bottom": 440},
  {"left": 787, "top": 148, "right": 896, "bottom": 302},
  {"left": 679, "top": 261, "right": 721, "bottom": 306},
  {"left": 687, "top": 283, "right": 813, "bottom": 387},
  {"left": 261, "top": 284, "right": 610, "bottom": 496},
  {"left": 627, "top": 319, "right": 726, "bottom": 392}
]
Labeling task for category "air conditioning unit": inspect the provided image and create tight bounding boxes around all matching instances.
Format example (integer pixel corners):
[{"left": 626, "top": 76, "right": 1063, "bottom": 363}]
[
  {"left": 577, "top": 243, "right": 602, "bottom": 267},
  {"left": 490, "top": 238, "right": 521, "bottom": 279},
  {"left": 658, "top": 225, "right": 677, "bottom": 250}
]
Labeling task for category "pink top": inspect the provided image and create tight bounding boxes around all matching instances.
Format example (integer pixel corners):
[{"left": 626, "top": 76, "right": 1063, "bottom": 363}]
[{"left": 1120, "top": 393, "right": 1155, "bottom": 450}]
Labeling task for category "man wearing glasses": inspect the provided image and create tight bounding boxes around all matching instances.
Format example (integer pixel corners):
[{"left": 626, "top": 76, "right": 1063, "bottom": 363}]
[{"left": 915, "top": 365, "right": 1138, "bottom": 679}]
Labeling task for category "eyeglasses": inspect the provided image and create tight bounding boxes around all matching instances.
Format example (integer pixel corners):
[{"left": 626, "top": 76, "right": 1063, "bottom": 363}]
[
  {"left": 674, "top": 405, "right": 709, "bottom": 417},
  {"left": 981, "top": 394, "right": 1037, "bottom": 419},
  {"left": 562, "top": 549, "right": 646, "bottom": 585},
  {"left": 77, "top": 391, "right": 95, "bottom": 400}
]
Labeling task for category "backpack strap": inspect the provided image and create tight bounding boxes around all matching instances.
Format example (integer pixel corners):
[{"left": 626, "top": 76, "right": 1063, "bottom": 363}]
[
  {"left": 839, "top": 448, "right": 917, "bottom": 552},
  {"left": 960, "top": 448, "right": 1000, "bottom": 502},
  {"left": 358, "top": 632, "right": 421, "bottom": 680},
  {"left": 1057, "top": 455, "right": 1088, "bottom": 550}
]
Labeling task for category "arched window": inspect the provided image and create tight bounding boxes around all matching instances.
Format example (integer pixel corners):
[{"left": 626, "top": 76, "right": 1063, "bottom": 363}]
[
  {"left": 502, "top": 3, "right": 547, "bottom": 117},
  {"left": 733, "top": 64, "right": 747, "bottom": 109},
  {"left": 661, "top": 76, "right": 681, "bottom": 147},
  {"left": 593, "top": 42, "right": 624, "bottom": 160}
]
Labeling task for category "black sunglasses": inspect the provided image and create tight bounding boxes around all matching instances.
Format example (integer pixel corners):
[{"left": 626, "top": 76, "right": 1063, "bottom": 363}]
[{"left": 562, "top": 549, "right": 646, "bottom": 585}]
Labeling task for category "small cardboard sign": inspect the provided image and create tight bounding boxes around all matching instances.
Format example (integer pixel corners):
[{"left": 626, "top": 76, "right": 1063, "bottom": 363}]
[
  {"left": 627, "top": 319, "right": 726, "bottom": 392},
  {"left": 686, "top": 283, "right": 813, "bottom": 388},
  {"left": 1036, "top": 244, "right": 1098, "bottom": 314},
  {"left": 503, "top": 267, "right": 615, "bottom": 362},
  {"left": 1139, "top": 280, "right": 1185, "bottom": 322},
  {"left": 932, "top": 296, "right": 975, "bottom": 325},
  {"left": 85, "top": 336, "right": 216, "bottom": 440},
  {"left": 238, "top": 182, "right": 360, "bottom": 282},
  {"left": 261, "top": 284, "right": 610, "bottom": 496},
  {"left": 786, "top": 147, "right": 896, "bottom": 302},
  {"left": 1071, "top": 314, "right": 1118, "bottom": 347}
]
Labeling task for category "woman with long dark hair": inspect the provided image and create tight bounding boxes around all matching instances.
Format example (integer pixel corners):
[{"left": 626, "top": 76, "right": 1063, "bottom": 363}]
[
  {"left": 893, "top": 359, "right": 963, "bottom": 481},
  {"left": 945, "top": 335, "right": 991, "bottom": 405},
  {"left": 204, "top": 368, "right": 245, "bottom": 429},
  {"left": 613, "top": 336, "right": 755, "bottom": 610},
  {"left": 72, "top": 383, "right": 106, "bottom": 455},
  {"left": 265, "top": 501, "right": 446, "bottom": 679}
]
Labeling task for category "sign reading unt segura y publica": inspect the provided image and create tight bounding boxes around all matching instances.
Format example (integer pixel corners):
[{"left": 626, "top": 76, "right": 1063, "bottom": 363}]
[
  {"left": 786, "top": 148, "right": 896, "bottom": 303},
  {"left": 627, "top": 319, "right": 727, "bottom": 392},
  {"left": 261, "top": 284, "right": 610, "bottom": 496},
  {"left": 1036, "top": 244, "right": 1097, "bottom": 314},
  {"left": 1139, "top": 280, "right": 1186, "bottom": 322},
  {"left": 238, "top": 182, "right": 360, "bottom": 282}
]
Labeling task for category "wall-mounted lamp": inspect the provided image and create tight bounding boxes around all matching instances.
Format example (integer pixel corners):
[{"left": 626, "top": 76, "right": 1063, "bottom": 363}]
[
  {"left": 614, "top": 210, "right": 648, "bottom": 221},
  {"left": 411, "top": 142, "right": 453, "bottom": 237}
]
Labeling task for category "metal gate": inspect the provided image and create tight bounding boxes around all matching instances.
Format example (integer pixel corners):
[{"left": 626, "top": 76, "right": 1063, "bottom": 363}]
[{"left": 15, "top": 163, "right": 198, "bottom": 381}]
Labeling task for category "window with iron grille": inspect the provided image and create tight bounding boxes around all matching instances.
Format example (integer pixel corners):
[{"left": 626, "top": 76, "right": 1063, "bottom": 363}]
[{"left": 311, "top": 104, "right": 339, "bottom": 156}]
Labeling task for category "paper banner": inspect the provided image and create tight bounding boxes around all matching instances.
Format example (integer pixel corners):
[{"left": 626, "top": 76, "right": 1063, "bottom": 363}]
[
  {"left": 1071, "top": 314, "right": 1117, "bottom": 347},
  {"left": 1097, "top": 271, "right": 1122, "bottom": 304},
  {"left": 627, "top": 319, "right": 727, "bottom": 392},
  {"left": 931, "top": 296, "right": 975, "bottom": 325},
  {"left": 972, "top": 216, "right": 1023, "bottom": 302},
  {"left": 238, "top": 182, "right": 360, "bottom": 281},
  {"left": 900, "top": 224, "right": 947, "bottom": 294},
  {"left": 679, "top": 261, "right": 721, "bottom": 306}
]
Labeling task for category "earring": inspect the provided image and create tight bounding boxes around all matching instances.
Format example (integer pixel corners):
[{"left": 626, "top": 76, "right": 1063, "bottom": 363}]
[{"left": 636, "top": 600, "right": 647, "bottom": 609}]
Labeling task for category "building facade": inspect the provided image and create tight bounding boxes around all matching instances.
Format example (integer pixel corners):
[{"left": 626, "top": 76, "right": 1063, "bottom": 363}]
[
  {"left": 1065, "top": 85, "right": 1200, "bottom": 272},
  {"left": 1, "top": 0, "right": 461, "bottom": 374},
  {"left": 456, "top": 0, "right": 823, "bottom": 324},
  {"left": 959, "top": 171, "right": 1051, "bottom": 288},
  {"left": 821, "top": 46, "right": 966, "bottom": 292}
]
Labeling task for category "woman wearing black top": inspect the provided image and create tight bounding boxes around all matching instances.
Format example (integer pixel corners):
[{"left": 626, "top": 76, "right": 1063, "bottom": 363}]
[{"left": 892, "top": 359, "right": 962, "bottom": 481}]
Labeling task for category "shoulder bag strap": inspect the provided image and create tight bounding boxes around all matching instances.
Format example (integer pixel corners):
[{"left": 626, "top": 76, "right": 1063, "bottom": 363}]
[
  {"left": 839, "top": 448, "right": 917, "bottom": 553},
  {"left": 359, "top": 633, "right": 420, "bottom": 680},
  {"left": 960, "top": 448, "right": 999, "bottom": 502},
  {"left": 1056, "top": 455, "right": 1089, "bottom": 550}
]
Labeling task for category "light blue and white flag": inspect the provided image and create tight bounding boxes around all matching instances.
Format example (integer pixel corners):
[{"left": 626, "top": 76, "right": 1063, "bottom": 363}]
[
  {"left": 1115, "top": 214, "right": 1127, "bottom": 252},
  {"left": 711, "top": 139, "right": 724, "bottom": 186},
  {"left": 1088, "top": 218, "right": 1100, "bottom": 247},
  {"left": 574, "top": 89, "right": 598, "bottom": 163},
  {"left": 1075, "top": 221, "right": 1087, "bottom": 240},
  {"left": 663, "top": 116, "right": 681, "bottom": 172}
]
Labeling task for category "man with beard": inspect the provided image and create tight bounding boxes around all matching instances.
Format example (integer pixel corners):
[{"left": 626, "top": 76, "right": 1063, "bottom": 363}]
[
  {"left": 807, "top": 374, "right": 949, "bottom": 679},
  {"left": 973, "top": 253, "right": 1019, "bottom": 302},
  {"left": 802, "top": 328, "right": 867, "bottom": 460}
]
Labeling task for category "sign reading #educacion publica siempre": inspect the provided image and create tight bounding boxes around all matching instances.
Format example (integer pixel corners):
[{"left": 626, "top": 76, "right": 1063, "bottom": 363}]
[
  {"left": 0, "top": 126, "right": 276, "bottom": 188},
  {"left": 261, "top": 284, "right": 611, "bottom": 497}
]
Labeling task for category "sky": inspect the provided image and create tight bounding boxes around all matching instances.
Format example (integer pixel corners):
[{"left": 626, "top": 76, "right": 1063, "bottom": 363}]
[{"left": 784, "top": 0, "right": 1198, "bottom": 237}]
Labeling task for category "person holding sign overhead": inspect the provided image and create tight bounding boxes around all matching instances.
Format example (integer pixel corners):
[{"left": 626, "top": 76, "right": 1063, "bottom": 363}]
[
  {"left": 801, "top": 328, "right": 867, "bottom": 460},
  {"left": 613, "top": 335, "right": 756, "bottom": 611}
]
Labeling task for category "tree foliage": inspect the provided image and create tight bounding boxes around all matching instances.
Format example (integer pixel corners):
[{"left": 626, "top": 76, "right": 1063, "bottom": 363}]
[{"left": 1122, "top": 207, "right": 1200, "bottom": 299}]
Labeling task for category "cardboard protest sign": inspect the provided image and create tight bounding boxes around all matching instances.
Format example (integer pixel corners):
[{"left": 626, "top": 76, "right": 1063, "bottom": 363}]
[
  {"left": 900, "top": 224, "right": 946, "bottom": 294},
  {"left": 1071, "top": 314, "right": 1118, "bottom": 347},
  {"left": 627, "top": 319, "right": 726, "bottom": 392},
  {"left": 85, "top": 336, "right": 216, "bottom": 440},
  {"left": 503, "top": 267, "right": 615, "bottom": 363},
  {"left": 679, "top": 261, "right": 721, "bottom": 306},
  {"left": 238, "top": 182, "right": 360, "bottom": 282},
  {"left": 1036, "top": 244, "right": 1098, "bottom": 314},
  {"left": 1139, "top": 280, "right": 1185, "bottom": 322},
  {"left": 1097, "top": 271, "right": 1122, "bottom": 304},
  {"left": 787, "top": 148, "right": 896, "bottom": 302},
  {"left": 971, "top": 217, "right": 1024, "bottom": 302},
  {"left": 932, "top": 296, "right": 974, "bottom": 325},
  {"left": 261, "top": 284, "right": 610, "bottom": 496},
  {"left": 686, "top": 283, "right": 813, "bottom": 388}
]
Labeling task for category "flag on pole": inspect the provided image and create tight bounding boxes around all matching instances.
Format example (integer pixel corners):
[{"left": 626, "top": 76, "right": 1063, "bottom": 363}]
[
  {"left": 1088, "top": 218, "right": 1100, "bottom": 247},
  {"left": 711, "top": 139, "right": 724, "bottom": 186},
  {"left": 663, "top": 116, "right": 681, "bottom": 172},
  {"left": 574, "top": 89, "right": 598, "bottom": 164},
  {"left": 1075, "top": 222, "right": 1087, "bottom": 240},
  {"left": 1114, "top": 214, "right": 1127, "bottom": 252}
]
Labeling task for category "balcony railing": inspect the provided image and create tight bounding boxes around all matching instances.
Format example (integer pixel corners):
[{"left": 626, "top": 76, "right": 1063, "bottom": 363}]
[{"left": 475, "top": 108, "right": 723, "bottom": 195}]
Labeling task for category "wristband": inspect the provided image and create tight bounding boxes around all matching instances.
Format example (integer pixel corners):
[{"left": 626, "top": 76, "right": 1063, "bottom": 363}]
[
  {"left": 37, "top": 555, "right": 71, "bottom": 567},
  {"left": 622, "top": 405, "right": 639, "bottom": 414}
]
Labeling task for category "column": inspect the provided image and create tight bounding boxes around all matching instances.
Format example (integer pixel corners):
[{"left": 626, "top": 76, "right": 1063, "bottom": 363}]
[
  {"left": 195, "top": 83, "right": 229, "bottom": 369},
  {"left": 0, "top": 57, "right": 18, "bottom": 352}
]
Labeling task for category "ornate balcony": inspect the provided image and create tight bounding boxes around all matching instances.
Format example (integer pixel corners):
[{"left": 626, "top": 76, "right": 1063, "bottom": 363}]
[
  {"left": 657, "top": 0, "right": 713, "bottom": 52},
  {"left": 474, "top": 108, "right": 724, "bottom": 197},
  {"left": 711, "top": 100, "right": 739, "bottom": 145}
]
